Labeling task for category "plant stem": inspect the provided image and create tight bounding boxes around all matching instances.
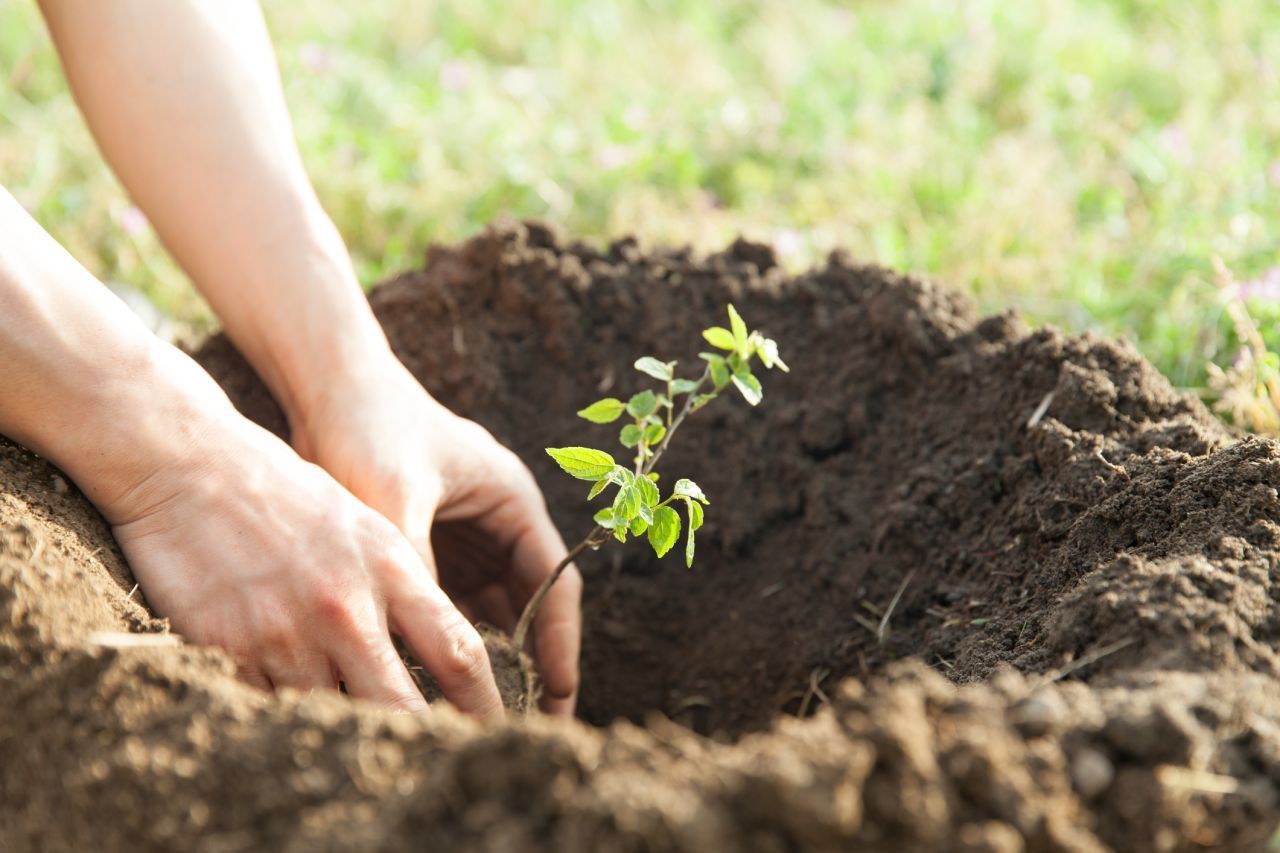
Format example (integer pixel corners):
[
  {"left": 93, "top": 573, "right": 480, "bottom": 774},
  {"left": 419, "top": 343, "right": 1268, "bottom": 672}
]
[
  {"left": 512, "top": 525, "right": 605, "bottom": 651},
  {"left": 511, "top": 367, "right": 712, "bottom": 660},
  {"left": 643, "top": 367, "right": 709, "bottom": 476}
]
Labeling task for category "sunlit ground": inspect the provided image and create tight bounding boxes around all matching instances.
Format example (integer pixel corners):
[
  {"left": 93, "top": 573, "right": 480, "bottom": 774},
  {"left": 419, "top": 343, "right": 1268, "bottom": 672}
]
[{"left": 2, "top": 0, "right": 1278, "bottom": 402}]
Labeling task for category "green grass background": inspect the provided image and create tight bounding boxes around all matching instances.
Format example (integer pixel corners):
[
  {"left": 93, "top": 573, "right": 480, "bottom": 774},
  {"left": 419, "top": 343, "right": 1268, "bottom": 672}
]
[{"left": 2, "top": 0, "right": 1278, "bottom": 393}]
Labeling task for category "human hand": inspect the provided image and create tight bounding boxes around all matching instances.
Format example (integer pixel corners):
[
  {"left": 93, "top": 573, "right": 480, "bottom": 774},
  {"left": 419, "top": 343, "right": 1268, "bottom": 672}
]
[
  {"left": 287, "top": 352, "right": 582, "bottom": 716},
  {"left": 103, "top": 399, "right": 505, "bottom": 720}
]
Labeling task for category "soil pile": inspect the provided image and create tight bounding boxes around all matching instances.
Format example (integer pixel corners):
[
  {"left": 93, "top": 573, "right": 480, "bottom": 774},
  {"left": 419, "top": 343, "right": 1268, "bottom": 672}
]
[{"left": 4, "top": 221, "right": 1280, "bottom": 850}]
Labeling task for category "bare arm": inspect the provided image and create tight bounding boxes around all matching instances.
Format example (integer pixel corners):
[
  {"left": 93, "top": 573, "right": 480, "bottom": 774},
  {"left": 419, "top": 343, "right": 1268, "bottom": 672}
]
[
  {"left": 38, "top": 0, "right": 378, "bottom": 419},
  {"left": 36, "top": 0, "right": 581, "bottom": 714},
  {"left": 0, "top": 186, "right": 503, "bottom": 716}
]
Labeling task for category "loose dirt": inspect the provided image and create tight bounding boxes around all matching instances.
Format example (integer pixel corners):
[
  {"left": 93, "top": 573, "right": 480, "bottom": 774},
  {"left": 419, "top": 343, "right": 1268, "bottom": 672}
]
[{"left": 4, "top": 221, "right": 1280, "bottom": 850}]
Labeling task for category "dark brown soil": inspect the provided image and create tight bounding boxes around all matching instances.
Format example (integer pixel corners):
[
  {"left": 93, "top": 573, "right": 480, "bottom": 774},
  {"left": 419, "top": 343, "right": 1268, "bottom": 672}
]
[{"left": 4, "top": 221, "right": 1280, "bottom": 850}]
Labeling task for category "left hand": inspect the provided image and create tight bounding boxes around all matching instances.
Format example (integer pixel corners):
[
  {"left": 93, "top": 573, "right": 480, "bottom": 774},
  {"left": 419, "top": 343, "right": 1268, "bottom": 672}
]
[{"left": 287, "top": 351, "right": 582, "bottom": 716}]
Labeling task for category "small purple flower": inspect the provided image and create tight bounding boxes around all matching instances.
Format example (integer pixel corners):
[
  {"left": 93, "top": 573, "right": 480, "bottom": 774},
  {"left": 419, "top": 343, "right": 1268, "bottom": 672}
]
[
  {"left": 118, "top": 205, "right": 149, "bottom": 237},
  {"left": 1238, "top": 266, "right": 1280, "bottom": 302},
  {"left": 595, "top": 144, "right": 634, "bottom": 170},
  {"left": 439, "top": 60, "right": 471, "bottom": 92},
  {"left": 1158, "top": 124, "right": 1191, "bottom": 163},
  {"left": 299, "top": 42, "right": 331, "bottom": 75}
]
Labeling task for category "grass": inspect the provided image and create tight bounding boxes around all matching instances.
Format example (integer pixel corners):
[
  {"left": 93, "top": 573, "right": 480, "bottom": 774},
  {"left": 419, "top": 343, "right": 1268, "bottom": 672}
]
[{"left": 2, "top": 0, "right": 1279, "bottom": 409}]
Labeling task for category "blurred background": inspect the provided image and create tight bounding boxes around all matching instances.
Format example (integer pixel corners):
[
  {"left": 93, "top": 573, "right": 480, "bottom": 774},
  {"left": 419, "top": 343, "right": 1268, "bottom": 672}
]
[{"left": 2, "top": 0, "right": 1278, "bottom": 428}]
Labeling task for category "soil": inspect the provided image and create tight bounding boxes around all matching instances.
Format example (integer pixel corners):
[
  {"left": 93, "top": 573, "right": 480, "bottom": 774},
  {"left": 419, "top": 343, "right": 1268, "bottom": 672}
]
[{"left": 4, "top": 220, "right": 1280, "bottom": 850}]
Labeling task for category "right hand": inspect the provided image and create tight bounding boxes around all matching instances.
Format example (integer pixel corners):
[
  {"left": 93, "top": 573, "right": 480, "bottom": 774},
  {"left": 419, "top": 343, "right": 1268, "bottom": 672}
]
[{"left": 102, "top": 409, "right": 504, "bottom": 720}]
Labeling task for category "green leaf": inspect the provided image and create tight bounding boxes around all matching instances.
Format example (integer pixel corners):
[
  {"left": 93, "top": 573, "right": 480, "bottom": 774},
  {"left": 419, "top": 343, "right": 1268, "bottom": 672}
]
[
  {"left": 637, "top": 501, "right": 654, "bottom": 525},
  {"left": 546, "top": 447, "right": 617, "bottom": 480},
  {"left": 634, "top": 357, "right": 673, "bottom": 381},
  {"left": 670, "top": 378, "right": 699, "bottom": 394},
  {"left": 646, "top": 472, "right": 660, "bottom": 482},
  {"left": 593, "top": 507, "right": 616, "bottom": 529},
  {"left": 727, "top": 304, "right": 749, "bottom": 351},
  {"left": 587, "top": 477, "right": 613, "bottom": 500},
  {"left": 637, "top": 475, "right": 661, "bottom": 507},
  {"left": 619, "top": 424, "right": 644, "bottom": 448},
  {"left": 690, "top": 393, "right": 717, "bottom": 411},
  {"left": 647, "top": 505, "right": 681, "bottom": 558},
  {"left": 731, "top": 372, "right": 763, "bottom": 406},
  {"left": 612, "top": 482, "right": 643, "bottom": 523},
  {"left": 685, "top": 500, "right": 703, "bottom": 567},
  {"left": 688, "top": 498, "right": 704, "bottom": 531},
  {"left": 576, "top": 397, "right": 627, "bottom": 424},
  {"left": 627, "top": 390, "right": 658, "bottom": 418},
  {"left": 705, "top": 355, "right": 730, "bottom": 390},
  {"left": 614, "top": 525, "right": 628, "bottom": 543},
  {"left": 702, "top": 326, "right": 736, "bottom": 351},
  {"left": 759, "top": 338, "right": 789, "bottom": 372},
  {"left": 630, "top": 516, "right": 649, "bottom": 535},
  {"left": 645, "top": 423, "right": 666, "bottom": 444},
  {"left": 673, "top": 478, "right": 708, "bottom": 504}
]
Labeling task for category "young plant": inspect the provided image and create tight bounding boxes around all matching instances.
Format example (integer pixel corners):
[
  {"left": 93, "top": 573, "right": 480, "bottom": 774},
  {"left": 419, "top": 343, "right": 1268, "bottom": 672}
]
[{"left": 511, "top": 304, "right": 787, "bottom": 651}]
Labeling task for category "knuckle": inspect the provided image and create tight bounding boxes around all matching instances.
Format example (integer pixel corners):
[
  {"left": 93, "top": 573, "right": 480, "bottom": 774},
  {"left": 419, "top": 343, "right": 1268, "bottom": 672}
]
[
  {"left": 435, "top": 621, "right": 489, "bottom": 684},
  {"left": 311, "top": 588, "right": 361, "bottom": 638},
  {"left": 377, "top": 536, "right": 431, "bottom": 588},
  {"left": 384, "top": 691, "right": 428, "bottom": 714},
  {"left": 251, "top": 607, "right": 302, "bottom": 666},
  {"left": 366, "top": 636, "right": 406, "bottom": 672}
]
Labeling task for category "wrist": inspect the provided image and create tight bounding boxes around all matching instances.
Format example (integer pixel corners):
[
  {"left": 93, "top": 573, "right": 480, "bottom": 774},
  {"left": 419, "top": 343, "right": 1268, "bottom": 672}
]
[
  {"left": 44, "top": 337, "right": 249, "bottom": 526},
  {"left": 209, "top": 199, "right": 396, "bottom": 428}
]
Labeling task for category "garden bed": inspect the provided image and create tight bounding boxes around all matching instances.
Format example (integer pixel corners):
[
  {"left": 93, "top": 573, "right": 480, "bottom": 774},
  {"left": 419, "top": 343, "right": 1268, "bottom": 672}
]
[{"left": 3, "top": 221, "right": 1279, "bottom": 850}]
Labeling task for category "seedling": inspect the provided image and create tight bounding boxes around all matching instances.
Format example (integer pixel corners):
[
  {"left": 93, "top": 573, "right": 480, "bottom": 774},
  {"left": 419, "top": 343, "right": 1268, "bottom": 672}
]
[{"left": 511, "top": 304, "right": 787, "bottom": 651}]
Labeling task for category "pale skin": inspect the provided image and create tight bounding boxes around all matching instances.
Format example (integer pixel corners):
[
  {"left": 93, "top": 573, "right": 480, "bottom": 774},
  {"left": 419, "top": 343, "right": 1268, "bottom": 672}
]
[{"left": 0, "top": 0, "right": 582, "bottom": 718}]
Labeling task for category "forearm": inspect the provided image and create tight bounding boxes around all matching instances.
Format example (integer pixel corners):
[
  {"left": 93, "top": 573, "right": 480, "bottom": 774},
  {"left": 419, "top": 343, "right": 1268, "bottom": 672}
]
[
  {"left": 0, "top": 187, "right": 239, "bottom": 522},
  {"left": 38, "top": 0, "right": 390, "bottom": 423}
]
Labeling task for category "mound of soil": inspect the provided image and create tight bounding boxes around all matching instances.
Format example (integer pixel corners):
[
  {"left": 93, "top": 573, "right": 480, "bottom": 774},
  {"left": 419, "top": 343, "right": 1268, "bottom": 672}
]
[{"left": 4, "top": 221, "right": 1280, "bottom": 850}]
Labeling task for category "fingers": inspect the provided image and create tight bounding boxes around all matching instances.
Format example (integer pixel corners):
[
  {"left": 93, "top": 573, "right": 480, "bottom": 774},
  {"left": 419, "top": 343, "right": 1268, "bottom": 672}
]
[
  {"left": 330, "top": 635, "right": 428, "bottom": 713},
  {"left": 264, "top": 653, "right": 337, "bottom": 694},
  {"left": 479, "top": 450, "right": 582, "bottom": 716},
  {"left": 310, "top": 583, "right": 429, "bottom": 712},
  {"left": 236, "top": 663, "right": 273, "bottom": 692},
  {"left": 386, "top": 566, "right": 504, "bottom": 722}
]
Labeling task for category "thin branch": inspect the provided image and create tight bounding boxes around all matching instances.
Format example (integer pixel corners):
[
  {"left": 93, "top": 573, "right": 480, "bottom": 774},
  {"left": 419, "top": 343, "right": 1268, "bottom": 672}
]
[
  {"left": 876, "top": 570, "right": 915, "bottom": 644},
  {"left": 643, "top": 367, "right": 710, "bottom": 476},
  {"left": 512, "top": 526, "right": 606, "bottom": 651}
]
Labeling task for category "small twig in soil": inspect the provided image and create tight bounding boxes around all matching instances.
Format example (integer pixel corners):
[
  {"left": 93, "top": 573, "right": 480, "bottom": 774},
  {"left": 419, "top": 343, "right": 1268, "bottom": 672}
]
[
  {"left": 797, "top": 667, "right": 831, "bottom": 718},
  {"left": 853, "top": 614, "right": 880, "bottom": 636},
  {"left": 758, "top": 581, "right": 786, "bottom": 599},
  {"left": 1037, "top": 636, "right": 1135, "bottom": 687},
  {"left": 1155, "top": 765, "right": 1240, "bottom": 795},
  {"left": 1026, "top": 391, "right": 1055, "bottom": 428},
  {"left": 125, "top": 583, "right": 139, "bottom": 602},
  {"left": 877, "top": 570, "right": 915, "bottom": 644}
]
